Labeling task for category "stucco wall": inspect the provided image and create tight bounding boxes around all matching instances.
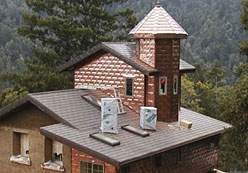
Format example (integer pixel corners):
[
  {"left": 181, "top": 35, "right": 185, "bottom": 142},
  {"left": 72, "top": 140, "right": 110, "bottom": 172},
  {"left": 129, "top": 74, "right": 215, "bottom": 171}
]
[{"left": 0, "top": 104, "right": 71, "bottom": 173}]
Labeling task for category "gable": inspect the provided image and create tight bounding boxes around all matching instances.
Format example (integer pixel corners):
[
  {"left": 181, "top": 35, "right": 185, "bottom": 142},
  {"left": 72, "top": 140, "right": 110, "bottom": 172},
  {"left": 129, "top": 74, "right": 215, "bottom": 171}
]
[
  {"left": 0, "top": 103, "right": 58, "bottom": 129},
  {"left": 74, "top": 53, "right": 145, "bottom": 112},
  {"left": 0, "top": 95, "right": 74, "bottom": 128}
]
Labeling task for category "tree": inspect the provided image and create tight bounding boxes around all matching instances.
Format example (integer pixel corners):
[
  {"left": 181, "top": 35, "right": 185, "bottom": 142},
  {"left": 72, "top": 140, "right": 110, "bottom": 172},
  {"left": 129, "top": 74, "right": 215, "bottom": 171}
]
[
  {"left": 218, "top": 65, "right": 248, "bottom": 171},
  {"left": 18, "top": 0, "right": 137, "bottom": 63},
  {"left": 0, "top": 0, "right": 137, "bottom": 107},
  {"left": 218, "top": 0, "right": 248, "bottom": 170}
]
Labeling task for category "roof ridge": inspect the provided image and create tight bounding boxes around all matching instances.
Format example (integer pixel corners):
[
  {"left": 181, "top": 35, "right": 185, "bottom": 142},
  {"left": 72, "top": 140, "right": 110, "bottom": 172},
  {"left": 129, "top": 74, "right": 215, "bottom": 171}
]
[
  {"left": 102, "top": 42, "right": 135, "bottom": 44},
  {"left": 29, "top": 89, "right": 80, "bottom": 96}
]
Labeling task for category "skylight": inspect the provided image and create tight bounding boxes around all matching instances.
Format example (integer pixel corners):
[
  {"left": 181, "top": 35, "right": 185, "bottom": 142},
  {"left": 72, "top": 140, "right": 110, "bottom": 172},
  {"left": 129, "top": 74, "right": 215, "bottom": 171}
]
[
  {"left": 121, "top": 125, "right": 150, "bottom": 137},
  {"left": 81, "top": 94, "right": 101, "bottom": 108},
  {"left": 89, "top": 133, "right": 120, "bottom": 146}
]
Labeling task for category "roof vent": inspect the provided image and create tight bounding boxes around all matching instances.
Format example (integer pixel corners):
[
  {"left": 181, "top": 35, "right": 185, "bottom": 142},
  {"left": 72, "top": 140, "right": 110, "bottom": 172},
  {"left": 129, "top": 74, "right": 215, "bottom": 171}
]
[
  {"left": 101, "top": 98, "right": 118, "bottom": 134},
  {"left": 121, "top": 125, "right": 150, "bottom": 137},
  {"left": 90, "top": 133, "right": 120, "bottom": 146},
  {"left": 140, "top": 107, "right": 157, "bottom": 130},
  {"left": 180, "top": 120, "right": 192, "bottom": 129}
]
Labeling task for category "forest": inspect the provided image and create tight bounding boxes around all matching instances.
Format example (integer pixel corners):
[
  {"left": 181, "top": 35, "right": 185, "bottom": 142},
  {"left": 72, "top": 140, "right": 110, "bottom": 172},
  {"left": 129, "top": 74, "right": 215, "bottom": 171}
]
[{"left": 0, "top": 0, "right": 248, "bottom": 171}]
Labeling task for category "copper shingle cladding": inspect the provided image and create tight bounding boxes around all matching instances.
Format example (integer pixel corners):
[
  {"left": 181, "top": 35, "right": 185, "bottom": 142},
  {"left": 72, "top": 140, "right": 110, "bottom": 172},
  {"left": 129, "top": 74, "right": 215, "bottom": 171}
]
[
  {"left": 129, "top": 5, "right": 188, "bottom": 37},
  {"left": 58, "top": 42, "right": 195, "bottom": 73}
]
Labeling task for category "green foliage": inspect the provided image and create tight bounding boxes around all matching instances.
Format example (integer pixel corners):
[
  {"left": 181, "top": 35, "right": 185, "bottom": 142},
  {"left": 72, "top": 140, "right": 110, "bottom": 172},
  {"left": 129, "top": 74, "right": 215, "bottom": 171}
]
[
  {"left": 0, "top": 0, "right": 137, "bottom": 107},
  {"left": 181, "top": 75, "right": 204, "bottom": 113},
  {"left": 18, "top": 0, "right": 137, "bottom": 62},
  {"left": 0, "top": 0, "right": 34, "bottom": 91},
  {"left": 217, "top": 1, "right": 248, "bottom": 171},
  {"left": 182, "top": 62, "right": 227, "bottom": 119},
  {"left": 0, "top": 86, "right": 28, "bottom": 108},
  {"left": 218, "top": 67, "right": 248, "bottom": 171}
]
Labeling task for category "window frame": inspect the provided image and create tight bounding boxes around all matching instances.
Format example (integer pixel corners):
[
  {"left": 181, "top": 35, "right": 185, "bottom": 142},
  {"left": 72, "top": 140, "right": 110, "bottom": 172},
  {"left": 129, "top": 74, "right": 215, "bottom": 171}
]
[
  {"left": 52, "top": 140, "right": 63, "bottom": 162},
  {"left": 125, "top": 76, "right": 134, "bottom": 97},
  {"left": 173, "top": 75, "right": 178, "bottom": 95},
  {"left": 159, "top": 77, "right": 167, "bottom": 95},
  {"left": 80, "top": 161, "right": 104, "bottom": 173},
  {"left": 13, "top": 132, "right": 29, "bottom": 157}
]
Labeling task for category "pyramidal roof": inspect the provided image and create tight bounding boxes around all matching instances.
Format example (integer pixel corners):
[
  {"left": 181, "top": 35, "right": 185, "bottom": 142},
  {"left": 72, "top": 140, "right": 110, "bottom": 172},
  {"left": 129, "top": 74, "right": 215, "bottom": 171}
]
[{"left": 129, "top": 5, "right": 188, "bottom": 37}]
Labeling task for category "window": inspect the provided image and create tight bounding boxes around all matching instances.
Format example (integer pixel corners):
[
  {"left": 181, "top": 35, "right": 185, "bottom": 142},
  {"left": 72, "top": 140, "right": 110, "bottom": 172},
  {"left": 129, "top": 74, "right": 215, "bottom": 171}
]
[
  {"left": 178, "top": 148, "right": 182, "bottom": 165},
  {"left": 155, "top": 155, "right": 162, "bottom": 169},
  {"left": 125, "top": 77, "right": 134, "bottom": 97},
  {"left": 52, "top": 140, "right": 63, "bottom": 162},
  {"left": 173, "top": 75, "right": 178, "bottom": 95},
  {"left": 80, "top": 161, "right": 104, "bottom": 173},
  {"left": 159, "top": 77, "right": 167, "bottom": 95},
  {"left": 13, "top": 132, "right": 29, "bottom": 157},
  {"left": 121, "top": 166, "right": 130, "bottom": 173},
  {"left": 41, "top": 140, "right": 64, "bottom": 171},
  {"left": 10, "top": 132, "right": 30, "bottom": 165}
]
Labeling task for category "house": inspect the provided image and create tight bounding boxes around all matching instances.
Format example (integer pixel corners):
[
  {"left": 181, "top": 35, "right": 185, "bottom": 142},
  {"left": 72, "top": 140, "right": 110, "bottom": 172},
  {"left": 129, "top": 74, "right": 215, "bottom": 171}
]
[{"left": 0, "top": 4, "right": 231, "bottom": 173}]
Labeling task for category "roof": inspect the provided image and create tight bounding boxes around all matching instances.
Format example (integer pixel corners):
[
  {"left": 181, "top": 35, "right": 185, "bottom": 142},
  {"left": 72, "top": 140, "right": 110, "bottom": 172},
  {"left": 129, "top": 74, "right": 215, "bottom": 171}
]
[
  {"left": 58, "top": 42, "right": 195, "bottom": 74},
  {"left": 0, "top": 89, "right": 231, "bottom": 167},
  {"left": 0, "top": 89, "right": 229, "bottom": 167},
  {"left": 129, "top": 5, "right": 188, "bottom": 38}
]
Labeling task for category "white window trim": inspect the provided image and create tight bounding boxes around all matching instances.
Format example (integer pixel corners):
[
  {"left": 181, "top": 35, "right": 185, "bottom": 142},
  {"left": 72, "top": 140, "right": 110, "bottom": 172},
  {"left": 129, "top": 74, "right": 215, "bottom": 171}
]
[
  {"left": 125, "top": 77, "right": 134, "bottom": 97},
  {"left": 173, "top": 75, "right": 178, "bottom": 95},
  {"left": 159, "top": 77, "right": 167, "bottom": 95},
  {"left": 80, "top": 161, "right": 105, "bottom": 173}
]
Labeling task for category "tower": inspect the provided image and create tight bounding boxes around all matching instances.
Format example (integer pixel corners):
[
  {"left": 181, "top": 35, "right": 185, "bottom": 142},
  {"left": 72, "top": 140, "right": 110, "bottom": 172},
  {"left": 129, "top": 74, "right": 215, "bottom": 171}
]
[{"left": 130, "top": 5, "right": 188, "bottom": 122}]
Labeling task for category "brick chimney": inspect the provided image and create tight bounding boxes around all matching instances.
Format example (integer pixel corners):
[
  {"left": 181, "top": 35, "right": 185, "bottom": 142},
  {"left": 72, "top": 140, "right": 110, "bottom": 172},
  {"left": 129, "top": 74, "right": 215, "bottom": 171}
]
[{"left": 130, "top": 5, "right": 188, "bottom": 122}]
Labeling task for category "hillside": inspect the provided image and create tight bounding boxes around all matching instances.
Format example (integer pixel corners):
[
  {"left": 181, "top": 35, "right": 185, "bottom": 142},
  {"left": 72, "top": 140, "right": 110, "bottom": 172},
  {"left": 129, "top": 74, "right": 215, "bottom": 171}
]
[
  {"left": 0, "top": 0, "right": 33, "bottom": 90},
  {"left": 0, "top": 0, "right": 246, "bottom": 89}
]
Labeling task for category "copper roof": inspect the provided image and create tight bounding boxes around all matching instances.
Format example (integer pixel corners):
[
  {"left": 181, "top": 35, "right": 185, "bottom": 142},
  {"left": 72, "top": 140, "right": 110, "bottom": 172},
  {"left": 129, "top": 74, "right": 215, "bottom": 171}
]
[
  {"left": 129, "top": 5, "right": 188, "bottom": 37},
  {"left": 58, "top": 42, "right": 195, "bottom": 74}
]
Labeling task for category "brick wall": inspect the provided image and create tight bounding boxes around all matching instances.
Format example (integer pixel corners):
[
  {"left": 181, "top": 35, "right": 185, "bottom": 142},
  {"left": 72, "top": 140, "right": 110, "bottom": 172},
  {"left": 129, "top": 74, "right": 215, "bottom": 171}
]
[
  {"left": 74, "top": 53, "right": 145, "bottom": 113},
  {"left": 71, "top": 148, "right": 116, "bottom": 173},
  {"left": 120, "top": 135, "right": 219, "bottom": 173},
  {"left": 150, "top": 39, "right": 180, "bottom": 122}
]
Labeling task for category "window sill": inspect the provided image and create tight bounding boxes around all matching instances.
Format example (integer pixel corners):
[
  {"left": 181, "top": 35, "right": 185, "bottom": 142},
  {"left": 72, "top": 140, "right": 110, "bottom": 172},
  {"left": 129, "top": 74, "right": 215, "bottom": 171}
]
[
  {"left": 41, "top": 160, "right": 65, "bottom": 172},
  {"left": 10, "top": 155, "right": 31, "bottom": 166}
]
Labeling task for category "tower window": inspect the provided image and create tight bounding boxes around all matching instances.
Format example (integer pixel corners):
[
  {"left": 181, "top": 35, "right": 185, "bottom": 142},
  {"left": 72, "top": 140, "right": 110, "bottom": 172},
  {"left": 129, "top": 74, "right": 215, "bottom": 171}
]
[
  {"left": 125, "top": 77, "right": 134, "bottom": 97},
  {"left": 173, "top": 75, "right": 178, "bottom": 95},
  {"left": 159, "top": 77, "right": 167, "bottom": 95}
]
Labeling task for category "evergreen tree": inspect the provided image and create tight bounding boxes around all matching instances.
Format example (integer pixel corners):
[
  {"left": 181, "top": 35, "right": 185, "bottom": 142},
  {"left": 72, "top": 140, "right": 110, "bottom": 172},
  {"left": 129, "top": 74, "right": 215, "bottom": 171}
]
[
  {"left": 218, "top": 0, "right": 248, "bottom": 170},
  {"left": 0, "top": 0, "right": 137, "bottom": 107}
]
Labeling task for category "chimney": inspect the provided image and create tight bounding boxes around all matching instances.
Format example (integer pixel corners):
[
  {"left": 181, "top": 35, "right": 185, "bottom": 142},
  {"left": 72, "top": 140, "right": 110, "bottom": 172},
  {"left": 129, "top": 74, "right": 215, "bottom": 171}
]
[{"left": 129, "top": 5, "right": 188, "bottom": 122}]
